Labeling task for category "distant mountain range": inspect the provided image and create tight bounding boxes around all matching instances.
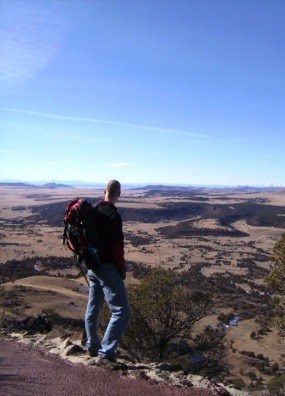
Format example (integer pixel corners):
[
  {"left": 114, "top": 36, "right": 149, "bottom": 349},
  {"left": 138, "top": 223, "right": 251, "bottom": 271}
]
[
  {"left": 0, "top": 181, "right": 74, "bottom": 188},
  {"left": 0, "top": 179, "right": 284, "bottom": 192},
  {"left": 0, "top": 180, "right": 101, "bottom": 188},
  {"left": 138, "top": 184, "right": 192, "bottom": 191},
  {"left": 0, "top": 182, "right": 34, "bottom": 187}
]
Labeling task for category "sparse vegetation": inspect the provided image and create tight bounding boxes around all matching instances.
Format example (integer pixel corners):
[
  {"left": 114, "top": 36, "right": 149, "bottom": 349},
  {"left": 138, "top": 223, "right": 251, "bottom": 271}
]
[
  {"left": 0, "top": 310, "right": 20, "bottom": 333},
  {"left": 267, "top": 373, "right": 285, "bottom": 395},
  {"left": 0, "top": 310, "right": 53, "bottom": 334},
  {"left": 1, "top": 185, "right": 284, "bottom": 392},
  {"left": 119, "top": 267, "right": 227, "bottom": 377},
  {"left": 266, "top": 233, "right": 285, "bottom": 337},
  {"left": 0, "top": 256, "right": 80, "bottom": 282},
  {"left": 15, "top": 196, "right": 285, "bottom": 229},
  {"left": 125, "top": 231, "right": 154, "bottom": 246},
  {"left": 127, "top": 261, "right": 152, "bottom": 279},
  {"left": 157, "top": 219, "right": 249, "bottom": 239}
]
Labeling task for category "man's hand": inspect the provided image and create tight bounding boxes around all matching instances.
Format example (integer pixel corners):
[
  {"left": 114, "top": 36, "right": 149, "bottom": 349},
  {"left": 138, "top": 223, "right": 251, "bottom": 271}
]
[{"left": 82, "top": 247, "right": 101, "bottom": 270}]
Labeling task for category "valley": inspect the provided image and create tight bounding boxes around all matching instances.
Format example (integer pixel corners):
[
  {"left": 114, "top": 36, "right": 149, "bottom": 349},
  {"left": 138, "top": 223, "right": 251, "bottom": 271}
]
[{"left": 0, "top": 184, "right": 285, "bottom": 394}]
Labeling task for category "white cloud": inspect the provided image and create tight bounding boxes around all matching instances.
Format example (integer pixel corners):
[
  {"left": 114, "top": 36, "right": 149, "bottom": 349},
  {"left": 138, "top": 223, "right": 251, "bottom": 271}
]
[{"left": 0, "top": 108, "right": 212, "bottom": 139}]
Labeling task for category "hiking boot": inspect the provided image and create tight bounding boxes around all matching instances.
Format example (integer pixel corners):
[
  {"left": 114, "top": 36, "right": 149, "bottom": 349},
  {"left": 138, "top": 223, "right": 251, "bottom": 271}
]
[
  {"left": 95, "top": 355, "right": 116, "bottom": 366},
  {"left": 86, "top": 348, "right": 98, "bottom": 357}
]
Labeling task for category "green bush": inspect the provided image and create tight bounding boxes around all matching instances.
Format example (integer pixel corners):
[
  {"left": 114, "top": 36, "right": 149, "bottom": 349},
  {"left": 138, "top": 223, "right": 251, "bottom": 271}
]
[
  {"left": 119, "top": 267, "right": 227, "bottom": 375},
  {"left": 266, "top": 233, "right": 285, "bottom": 337},
  {"left": 186, "top": 323, "right": 227, "bottom": 376},
  {"left": 267, "top": 234, "right": 285, "bottom": 295}
]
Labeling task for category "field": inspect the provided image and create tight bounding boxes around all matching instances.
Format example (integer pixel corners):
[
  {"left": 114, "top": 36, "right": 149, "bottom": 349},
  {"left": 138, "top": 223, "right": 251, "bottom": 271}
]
[{"left": 1, "top": 184, "right": 285, "bottom": 393}]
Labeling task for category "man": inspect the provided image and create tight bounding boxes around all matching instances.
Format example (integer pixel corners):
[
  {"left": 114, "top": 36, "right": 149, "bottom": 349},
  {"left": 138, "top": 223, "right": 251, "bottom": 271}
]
[{"left": 84, "top": 180, "right": 129, "bottom": 364}]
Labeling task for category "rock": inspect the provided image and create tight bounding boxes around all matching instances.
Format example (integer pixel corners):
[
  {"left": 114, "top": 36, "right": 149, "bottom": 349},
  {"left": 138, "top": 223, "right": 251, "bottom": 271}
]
[
  {"left": 63, "top": 338, "right": 73, "bottom": 348},
  {"left": 158, "top": 363, "right": 182, "bottom": 372},
  {"left": 64, "top": 344, "right": 85, "bottom": 356},
  {"left": 5, "top": 330, "right": 247, "bottom": 395},
  {"left": 204, "top": 379, "right": 231, "bottom": 396},
  {"left": 128, "top": 371, "right": 147, "bottom": 380}
]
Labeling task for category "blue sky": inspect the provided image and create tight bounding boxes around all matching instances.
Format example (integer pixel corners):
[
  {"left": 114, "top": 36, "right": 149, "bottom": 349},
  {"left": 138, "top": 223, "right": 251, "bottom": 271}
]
[{"left": 1, "top": 0, "right": 285, "bottom": 187}]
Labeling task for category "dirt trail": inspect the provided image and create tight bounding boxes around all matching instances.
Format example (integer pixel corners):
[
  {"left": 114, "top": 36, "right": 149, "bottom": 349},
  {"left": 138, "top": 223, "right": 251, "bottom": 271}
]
[{"left": 0, "top": 338, "right": 210, "bottom": 396}]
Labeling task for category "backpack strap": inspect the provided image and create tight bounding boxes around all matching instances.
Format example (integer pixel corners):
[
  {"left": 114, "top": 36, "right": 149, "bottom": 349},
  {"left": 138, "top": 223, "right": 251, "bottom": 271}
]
[{"left": 76, "top": 255, "right": 90, "bottom": 287}]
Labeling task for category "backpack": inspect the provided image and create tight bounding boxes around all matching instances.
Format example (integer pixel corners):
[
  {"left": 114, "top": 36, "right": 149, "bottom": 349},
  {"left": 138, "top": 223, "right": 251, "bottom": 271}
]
[{"left": 62, "top": 198, "right": 100, "bottom": 273}]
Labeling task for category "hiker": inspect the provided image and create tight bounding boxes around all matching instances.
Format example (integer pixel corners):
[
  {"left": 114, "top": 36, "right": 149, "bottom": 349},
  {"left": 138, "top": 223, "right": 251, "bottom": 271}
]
[{"left": 84, "top": 180, "right": 129, "bottom": 364}]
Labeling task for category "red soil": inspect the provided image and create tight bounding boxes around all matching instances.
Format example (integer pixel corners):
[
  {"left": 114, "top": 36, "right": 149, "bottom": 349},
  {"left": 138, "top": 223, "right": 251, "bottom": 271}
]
[{"left": 0, "top": 338, "right": 211, "bottom": 396}]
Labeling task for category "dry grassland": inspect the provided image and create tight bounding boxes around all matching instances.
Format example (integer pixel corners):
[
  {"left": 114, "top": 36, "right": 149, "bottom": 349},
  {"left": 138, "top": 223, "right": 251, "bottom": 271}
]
[{"left": 1, "top": 185, "right": 285, "bottom": 391}]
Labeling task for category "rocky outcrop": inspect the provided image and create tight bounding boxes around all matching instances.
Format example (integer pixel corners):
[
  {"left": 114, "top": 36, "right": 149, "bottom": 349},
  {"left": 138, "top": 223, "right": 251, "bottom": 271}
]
[{"left": 4, "top": 327, "right": 247, "bottom": 396}]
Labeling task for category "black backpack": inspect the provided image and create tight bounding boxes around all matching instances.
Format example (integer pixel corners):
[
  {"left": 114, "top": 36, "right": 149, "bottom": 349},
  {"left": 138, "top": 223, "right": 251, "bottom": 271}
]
[{"left": 62, "top": 198, "right": 100, "bottom": 277}]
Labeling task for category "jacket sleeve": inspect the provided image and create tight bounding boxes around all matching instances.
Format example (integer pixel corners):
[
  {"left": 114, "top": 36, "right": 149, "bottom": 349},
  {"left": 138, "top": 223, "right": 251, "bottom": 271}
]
[
  {"left": 111, "top": 212, "right": 126, "bottom": 272},
  {"left": 112, "top": 239, "right": 125, "bottom": 271}
]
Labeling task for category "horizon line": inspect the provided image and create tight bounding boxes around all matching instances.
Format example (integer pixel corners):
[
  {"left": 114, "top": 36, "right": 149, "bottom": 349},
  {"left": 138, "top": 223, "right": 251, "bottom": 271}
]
[{"left": 0, "top": 178, "right": 284, "bottom": 189}]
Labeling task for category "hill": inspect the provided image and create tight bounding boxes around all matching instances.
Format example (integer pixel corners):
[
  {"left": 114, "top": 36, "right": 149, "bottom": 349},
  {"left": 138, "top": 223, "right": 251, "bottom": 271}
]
[
  {"left": 2, "top": 275, "right": 88, "bottom": 320},
  {"left": 0, "top": 182, "right": 36, "bottom": 187},
  {"left": 42, "top": 182, "right": 74, "bottom": 188}
]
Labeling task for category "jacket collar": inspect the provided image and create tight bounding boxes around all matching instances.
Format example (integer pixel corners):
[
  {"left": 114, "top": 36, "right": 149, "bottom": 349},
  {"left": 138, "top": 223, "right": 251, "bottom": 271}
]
[{"left": 99, "top": 200, "right": 115, "bottom": 207}]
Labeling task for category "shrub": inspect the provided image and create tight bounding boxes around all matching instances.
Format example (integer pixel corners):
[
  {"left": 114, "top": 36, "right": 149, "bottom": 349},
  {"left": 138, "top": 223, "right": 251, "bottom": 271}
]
[
  {"left": 266, "top": 233, "right": 285, "bottom": 337},
  {"left": 184, "top": 323, "right": 228, "bottom": 376},
  {"left": 118, "top": 267, "right": 227, "bottom": 376},
  {"left": 41, "top": 308, "right": 84, "bottom": 331},
  {"left": 267, "top": 373, "right": 285, "bottom": 395},
  {"left": 121, "top": 267, "right": 212, "bottom": 362},
  {"left": 16, "top": 313, "right": 53, "bottom": 334},
  {"left": 246, "top": 370, "right": 257, "bottom": 381},
  {"left": 240, "top": 350, "right": 255, "bottom": 358},
  {"left": 0, "top": 310, "right": 19, "bottom": 333},
  {"left": 229, "top": 377, "right": 246, "bottom": 390}
]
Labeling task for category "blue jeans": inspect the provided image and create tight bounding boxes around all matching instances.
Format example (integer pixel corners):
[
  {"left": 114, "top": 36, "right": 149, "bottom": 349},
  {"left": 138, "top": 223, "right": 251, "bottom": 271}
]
[{"left": 84, "top": 263, "right": 129, "bottom": 360}]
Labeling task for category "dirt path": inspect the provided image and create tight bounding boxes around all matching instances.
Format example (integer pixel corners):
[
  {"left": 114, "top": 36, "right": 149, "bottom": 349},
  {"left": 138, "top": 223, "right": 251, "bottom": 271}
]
[{"left": 0, "top": 338, "right": 210, "bottom": 396}]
